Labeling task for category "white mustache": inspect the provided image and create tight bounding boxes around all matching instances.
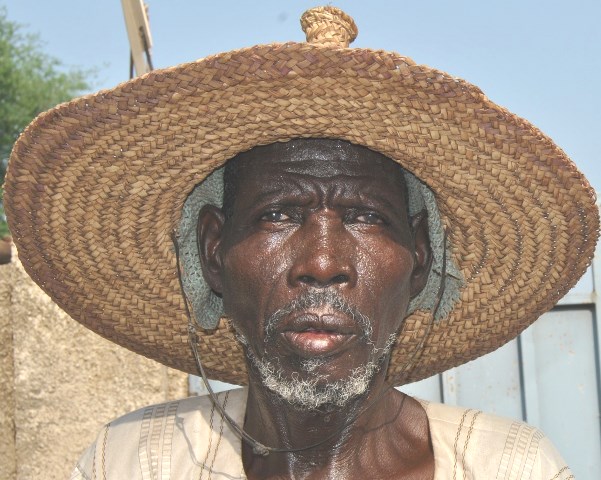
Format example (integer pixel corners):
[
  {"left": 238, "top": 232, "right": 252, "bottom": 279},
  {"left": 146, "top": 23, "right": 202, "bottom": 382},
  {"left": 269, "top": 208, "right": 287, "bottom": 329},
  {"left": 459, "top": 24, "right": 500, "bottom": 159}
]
[{"left": 263, "top": 289, "right": 373, "bottom": 340}]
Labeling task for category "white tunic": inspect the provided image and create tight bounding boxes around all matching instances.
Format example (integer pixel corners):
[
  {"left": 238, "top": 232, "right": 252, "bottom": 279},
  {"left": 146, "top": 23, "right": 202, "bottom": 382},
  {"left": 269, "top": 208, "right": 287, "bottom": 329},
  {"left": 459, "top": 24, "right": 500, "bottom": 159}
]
[{"left": 71, "top": 389, "right": 573, "bottom": 479}]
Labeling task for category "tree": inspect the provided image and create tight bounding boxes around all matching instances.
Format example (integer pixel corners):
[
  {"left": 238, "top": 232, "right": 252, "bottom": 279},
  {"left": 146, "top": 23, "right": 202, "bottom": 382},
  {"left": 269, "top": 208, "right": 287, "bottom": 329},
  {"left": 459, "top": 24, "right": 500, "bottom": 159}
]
[{"left": 0, "top": 7, "right": 92, "bottom": 238}]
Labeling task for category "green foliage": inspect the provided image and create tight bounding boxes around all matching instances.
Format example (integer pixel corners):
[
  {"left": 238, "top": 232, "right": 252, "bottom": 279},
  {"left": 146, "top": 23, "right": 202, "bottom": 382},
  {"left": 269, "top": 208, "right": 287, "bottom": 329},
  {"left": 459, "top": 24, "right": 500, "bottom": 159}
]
[
  {"left": 0, "top": 188, "right": 8, "bottom": 237},
  {"left": 0, "top": 7, "right": 92, "bottom": 237}
]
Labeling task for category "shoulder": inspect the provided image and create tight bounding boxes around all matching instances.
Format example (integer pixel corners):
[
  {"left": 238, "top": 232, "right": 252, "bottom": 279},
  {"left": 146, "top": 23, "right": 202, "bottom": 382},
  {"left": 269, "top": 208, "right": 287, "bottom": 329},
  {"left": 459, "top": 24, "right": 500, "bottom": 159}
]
[
  {"left": 71, "top": 388, "right": 247, "bottom": 480},
  {"left": 420, "top": 401, "right": 573, "bottom": 480}
]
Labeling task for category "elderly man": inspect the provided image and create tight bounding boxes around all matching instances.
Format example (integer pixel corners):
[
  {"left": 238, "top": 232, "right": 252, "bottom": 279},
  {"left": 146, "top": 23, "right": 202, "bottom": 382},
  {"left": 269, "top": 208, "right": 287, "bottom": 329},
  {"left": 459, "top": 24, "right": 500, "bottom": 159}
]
[{"left": 4, "top": 6, "right": 598, "bottom": 480}]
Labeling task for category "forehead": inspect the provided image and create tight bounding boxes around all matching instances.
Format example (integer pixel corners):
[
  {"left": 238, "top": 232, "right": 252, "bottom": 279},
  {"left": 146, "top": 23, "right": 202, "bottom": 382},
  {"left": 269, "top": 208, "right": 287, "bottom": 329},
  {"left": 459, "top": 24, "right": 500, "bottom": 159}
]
[{"left": 229, "top": 138, "right": 407, "bottom": 189}]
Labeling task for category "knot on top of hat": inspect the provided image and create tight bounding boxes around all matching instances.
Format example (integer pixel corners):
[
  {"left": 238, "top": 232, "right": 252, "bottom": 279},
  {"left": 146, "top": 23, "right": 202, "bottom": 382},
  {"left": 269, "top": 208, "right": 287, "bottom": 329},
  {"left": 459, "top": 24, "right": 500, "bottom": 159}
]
[{"left": 301, "top": 6, "right": 358, "bottom": 48}]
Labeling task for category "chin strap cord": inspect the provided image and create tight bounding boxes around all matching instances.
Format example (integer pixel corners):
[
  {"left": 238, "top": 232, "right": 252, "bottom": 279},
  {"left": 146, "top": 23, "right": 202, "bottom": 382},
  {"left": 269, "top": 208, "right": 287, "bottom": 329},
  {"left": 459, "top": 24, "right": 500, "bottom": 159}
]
[
  {"left": 399, "top": 228, "right": 447, "bottom": 374},
  {"left": 173, "top": 229, "right": 446, "bottom": 456},
  {"left": 172, "top": 232, "right": 270, "bottom": 456},
  {"left": 187, "top": 325, "right": 271, "bottom": 456}
]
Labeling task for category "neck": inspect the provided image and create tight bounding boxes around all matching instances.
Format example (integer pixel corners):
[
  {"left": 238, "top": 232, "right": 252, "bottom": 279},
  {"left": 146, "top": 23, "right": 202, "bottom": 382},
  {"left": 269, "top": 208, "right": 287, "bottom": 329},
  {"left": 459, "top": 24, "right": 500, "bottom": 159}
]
[{"left": 241, "top": 374, "right": 434, "bottom": 480}]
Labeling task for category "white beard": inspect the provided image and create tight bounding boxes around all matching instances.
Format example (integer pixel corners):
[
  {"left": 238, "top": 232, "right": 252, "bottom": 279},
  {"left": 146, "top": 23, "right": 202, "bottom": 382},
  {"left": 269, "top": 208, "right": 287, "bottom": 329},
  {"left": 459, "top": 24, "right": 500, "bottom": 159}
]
[
  {"left": 232, "top": 289, "right": 398, "bottom": 411},
  {"left": 243, "top": 339, "right": 395, "bottom": 410}
]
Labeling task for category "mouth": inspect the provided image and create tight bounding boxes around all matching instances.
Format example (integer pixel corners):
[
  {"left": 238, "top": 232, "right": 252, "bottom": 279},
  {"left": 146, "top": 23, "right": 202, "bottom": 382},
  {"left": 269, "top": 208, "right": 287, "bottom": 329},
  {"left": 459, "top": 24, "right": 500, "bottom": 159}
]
[{"left": 276, "top": 312, "right": 360, "bottom": 358}]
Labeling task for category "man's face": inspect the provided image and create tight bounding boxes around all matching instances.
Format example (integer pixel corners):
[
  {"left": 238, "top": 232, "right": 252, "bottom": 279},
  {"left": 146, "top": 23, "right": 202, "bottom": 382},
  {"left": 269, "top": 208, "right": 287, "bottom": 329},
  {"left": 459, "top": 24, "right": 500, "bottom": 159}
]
[{"left": 199, "top": 139, "right": 430, "bottom": 408}]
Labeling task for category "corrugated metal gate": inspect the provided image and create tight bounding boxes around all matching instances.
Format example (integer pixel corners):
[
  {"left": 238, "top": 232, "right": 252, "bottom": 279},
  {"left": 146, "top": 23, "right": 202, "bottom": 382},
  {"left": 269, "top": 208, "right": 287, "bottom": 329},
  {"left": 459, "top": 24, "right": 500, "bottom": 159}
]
[
  {"left": 402, "top": 253, "right": 601, "bottom": 479},
  {"left": 192, "top": 251, "right": 601, "bottom": 479}
]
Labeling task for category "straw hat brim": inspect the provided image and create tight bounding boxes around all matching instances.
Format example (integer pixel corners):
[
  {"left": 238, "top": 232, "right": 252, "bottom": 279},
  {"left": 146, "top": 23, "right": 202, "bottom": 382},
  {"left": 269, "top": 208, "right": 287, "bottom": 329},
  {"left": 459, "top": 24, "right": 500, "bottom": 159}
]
[{"left": 5, "top": 42, "right": 599, "bottom": 385}]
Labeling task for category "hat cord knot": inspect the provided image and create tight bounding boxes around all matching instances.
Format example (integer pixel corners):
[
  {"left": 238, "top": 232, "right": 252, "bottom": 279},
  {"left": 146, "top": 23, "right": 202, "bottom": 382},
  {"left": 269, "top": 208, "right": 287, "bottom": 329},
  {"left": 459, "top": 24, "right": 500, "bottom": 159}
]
[{"left": 300, "top": 6, "right": 358, "bottom": 47}]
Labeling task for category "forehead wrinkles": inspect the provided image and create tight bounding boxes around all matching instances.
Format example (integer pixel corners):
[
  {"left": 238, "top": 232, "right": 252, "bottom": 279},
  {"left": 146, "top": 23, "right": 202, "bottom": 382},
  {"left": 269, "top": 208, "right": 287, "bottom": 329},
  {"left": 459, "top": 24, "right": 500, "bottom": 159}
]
[
  {"left": 253, "top": 140, "right": 402, "bottom": 178},
  {"left": 238, "top": 171, "right": 406, "bottom": 220},
  {"left": 251, "top": 156, "right": 405, "bottom": 194},
  {"left": 223, "top": 139, "right": 409, "bottom": 217}
]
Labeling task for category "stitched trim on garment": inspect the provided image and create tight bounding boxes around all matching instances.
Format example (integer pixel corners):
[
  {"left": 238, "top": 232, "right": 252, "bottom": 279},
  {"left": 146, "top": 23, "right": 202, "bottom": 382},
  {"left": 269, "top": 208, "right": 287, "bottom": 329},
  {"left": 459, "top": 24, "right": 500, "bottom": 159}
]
[
  {"left": 208, "top": 391, "right": 231, "bottom": 479},
  {"left": 139, "top": 407, "right": 156, "bottom": 480},
  {"left": 508, "top": 424, "right": 531, "bottom": 479},
  {"left": 460, "top": 410, "right": 482, "bottom": 476},
  {"left": 91, "top": 442, "right": 97, "bottom": 480},
  {"left": 89, "top": 423, "right": 110, "bottom": 480},
  {"left": 521, "top": 429, "right": 543, "bottom": 479},
  {"left": 497, "top": 422, "right": 521, "bottom": 480},
  {"left": 452, "top": 408, "right": 473, "bottom": 480},
  {"left": 550, "top": 466, "right": 572, "bottom": 480},
  {"left": 496, "top": 422, "right": 543, "bottom": 480},
  {"left": 150, "top": 405, "right": 167, "bottom": 476},
  {"left": 510, "top": 425, "right": 539, "bottom": 479},
  {"left": 161, "top": 402, "right": 180, "bottom": 480},
  {"left": 137, "top": 402, "right": 181, "bottom": 480},
  {"left": 100, "top": 423, "right": 110, "bottom": 480},
  {"left": 199, "top": 398, "right": 218, "bottom": 479}
]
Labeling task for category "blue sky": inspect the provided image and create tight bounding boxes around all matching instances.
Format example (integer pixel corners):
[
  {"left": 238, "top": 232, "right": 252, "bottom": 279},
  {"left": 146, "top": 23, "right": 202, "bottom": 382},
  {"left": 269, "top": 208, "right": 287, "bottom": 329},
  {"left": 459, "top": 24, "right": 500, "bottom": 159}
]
[{"left": 3, "top": 0, "right": 600, "bottom": 193}]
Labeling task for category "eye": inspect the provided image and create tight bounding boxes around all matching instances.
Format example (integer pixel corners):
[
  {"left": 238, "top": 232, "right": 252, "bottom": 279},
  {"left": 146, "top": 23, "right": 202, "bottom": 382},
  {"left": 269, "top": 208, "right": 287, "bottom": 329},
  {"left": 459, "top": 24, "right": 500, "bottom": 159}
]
[
  {"left": 352, "top": 211, "right": 386, "bottom": 225},
  {"left": 260, "top": 210, "right": 291, "bottom": 223}
]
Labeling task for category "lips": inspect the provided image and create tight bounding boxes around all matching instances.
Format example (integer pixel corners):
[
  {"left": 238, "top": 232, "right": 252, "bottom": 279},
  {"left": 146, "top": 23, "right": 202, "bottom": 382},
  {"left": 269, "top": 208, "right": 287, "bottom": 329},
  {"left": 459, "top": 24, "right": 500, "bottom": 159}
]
[{"left": 275, "top": 312, "right": 360, "bottom": 358}]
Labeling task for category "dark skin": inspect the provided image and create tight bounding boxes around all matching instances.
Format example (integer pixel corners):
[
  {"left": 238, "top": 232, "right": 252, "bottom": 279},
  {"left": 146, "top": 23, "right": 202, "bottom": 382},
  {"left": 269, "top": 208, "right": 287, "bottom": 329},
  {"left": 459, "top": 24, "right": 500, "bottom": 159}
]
[{"left": 198, "top": 139, "right": 435, "bottom": 479}]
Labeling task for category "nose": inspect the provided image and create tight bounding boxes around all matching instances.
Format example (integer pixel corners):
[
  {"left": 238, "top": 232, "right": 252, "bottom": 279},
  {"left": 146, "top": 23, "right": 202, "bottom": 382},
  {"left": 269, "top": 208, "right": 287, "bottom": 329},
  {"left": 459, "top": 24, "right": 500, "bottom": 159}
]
[{"left": 288, "top": 214, "right": 357, "bottom": 289}]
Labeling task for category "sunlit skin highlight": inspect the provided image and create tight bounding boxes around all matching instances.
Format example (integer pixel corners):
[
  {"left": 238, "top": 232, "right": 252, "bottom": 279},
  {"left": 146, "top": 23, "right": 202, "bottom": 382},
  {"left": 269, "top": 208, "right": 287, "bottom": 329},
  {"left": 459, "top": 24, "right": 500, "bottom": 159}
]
[{"left": 198, "top": 139, "right": 435, "bottom": 479}]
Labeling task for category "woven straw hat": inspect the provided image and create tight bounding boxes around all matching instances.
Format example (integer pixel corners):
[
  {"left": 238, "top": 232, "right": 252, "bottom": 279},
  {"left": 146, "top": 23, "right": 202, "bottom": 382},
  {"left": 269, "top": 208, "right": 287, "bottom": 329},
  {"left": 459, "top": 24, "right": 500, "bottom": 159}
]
[{"left": 4, "top": 7, "right": 599, "bottom": 386}]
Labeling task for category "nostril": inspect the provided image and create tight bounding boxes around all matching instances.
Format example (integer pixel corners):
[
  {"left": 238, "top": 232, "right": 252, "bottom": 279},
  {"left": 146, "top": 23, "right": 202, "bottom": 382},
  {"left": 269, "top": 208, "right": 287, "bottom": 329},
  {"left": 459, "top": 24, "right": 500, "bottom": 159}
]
[
  {"left": 331, "top": 274, "right": 349, "bottom": 285},
  {"left": 296, "top": 273, "right": 350, "bottom": 288},
  {"left": 297, "top": 275, "right": 317, "bottom": 286}
]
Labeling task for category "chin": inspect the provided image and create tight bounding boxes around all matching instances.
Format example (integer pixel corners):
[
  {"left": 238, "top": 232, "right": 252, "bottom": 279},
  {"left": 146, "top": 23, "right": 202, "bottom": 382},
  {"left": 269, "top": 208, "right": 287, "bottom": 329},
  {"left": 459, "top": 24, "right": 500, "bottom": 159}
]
[{"left": 246, "top": 344, "right": 392, "bottom": 411}]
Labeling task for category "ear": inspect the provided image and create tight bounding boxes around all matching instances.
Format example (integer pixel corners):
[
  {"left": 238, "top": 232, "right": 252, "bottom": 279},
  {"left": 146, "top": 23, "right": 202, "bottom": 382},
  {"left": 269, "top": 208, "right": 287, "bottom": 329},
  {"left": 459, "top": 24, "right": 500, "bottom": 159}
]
[
  {"left": 197, "top": 204, "right": 226, "bottom": 295},
  {"left": 409, "top": 210, "right": 433, "bottom": 298}
]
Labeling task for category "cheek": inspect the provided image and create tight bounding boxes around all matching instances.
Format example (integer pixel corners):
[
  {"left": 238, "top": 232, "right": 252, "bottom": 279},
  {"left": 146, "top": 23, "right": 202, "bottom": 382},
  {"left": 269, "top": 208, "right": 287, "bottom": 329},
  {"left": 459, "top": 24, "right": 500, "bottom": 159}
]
[
  {"left": 220, "top": 234, "right": 290, "bottom": 334},
  {"left": 358, "top": 241, "right": 415, "bottom": 335}
]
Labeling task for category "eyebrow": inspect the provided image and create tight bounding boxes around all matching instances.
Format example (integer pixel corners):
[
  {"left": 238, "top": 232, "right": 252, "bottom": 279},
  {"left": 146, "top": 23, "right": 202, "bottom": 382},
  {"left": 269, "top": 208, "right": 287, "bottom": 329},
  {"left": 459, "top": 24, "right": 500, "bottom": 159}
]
[{"left": 243, "top": 177, "right": 406, "bottom": 215}]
